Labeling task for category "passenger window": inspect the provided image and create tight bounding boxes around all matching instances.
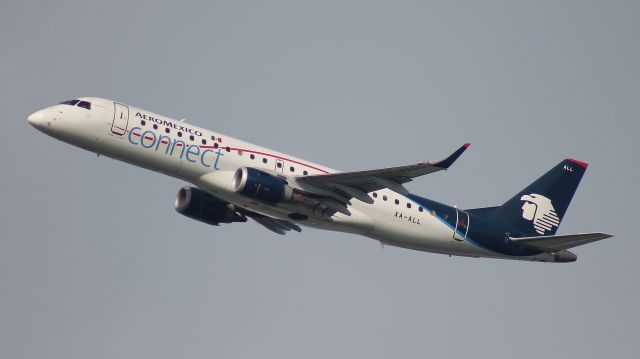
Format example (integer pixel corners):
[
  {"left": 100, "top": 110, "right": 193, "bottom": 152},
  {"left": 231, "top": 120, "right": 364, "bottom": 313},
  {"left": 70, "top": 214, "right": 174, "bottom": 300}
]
[
  {"left": 165, "top": 128, "right": 170, "bottom": 134},
  {"left": 383, "top": 195, "right": 388, "bottom": 201},
  {"left": 303, "top": 170, "right": 308, "bottom": 175},
  {"left": 153, "top": 124, "right": 158, "bottom": 130},
  {"left": 277, "top": 162, "right": 282, "bottom": 168},
  {"left": 250, "top": 154, "right": 255, "bottom": 160},
  {"left": 225, "top": 146, "right": 230, "bottom": 152},
  {"left": 372, "top": 193, "right": 377, "bottom": 198},
  {"left": 214, "top": 143, "right": 218, "bottom": 149},
  {"left": 406, "top": 203, "right": 411, "bottom": 208},
  {"left": 289, "top": 166, "right": 295, "bottom": 172},
  {"left": 189, "top": 135, "right": 194, "bottom": 141},
  {"left": 201, "top": 139, "right": 206, "bottom": 145},
  {"left": 418, "top": 207, "right": 423, "bottom": 212},
  {"left": 77, "top": 101, "right": 91, "bottom": 110},
  {"left": 211, "top": 135, "right": 216, "bottom": 141},
  {"left": 177, "top": 131, "right": 182, "bottom": 137},
  {"left": 394, "top": 199, "right": 400, "bottom": 205},
  {"left": 141, "top": 120, "right": 146, "bottom": 126},
  {"left": 262, "top": 158, "right": 268, "bottom": 164}
]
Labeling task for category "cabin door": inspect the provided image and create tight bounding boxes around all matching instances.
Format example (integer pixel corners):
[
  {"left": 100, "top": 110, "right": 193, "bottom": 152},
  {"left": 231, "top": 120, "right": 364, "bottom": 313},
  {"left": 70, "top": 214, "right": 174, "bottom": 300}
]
[
  {"left": 112, "top": 102, "right": 129, "bottom": 135},
  {"left": 453, "top": 210, "right": 470, "bottom": 241}
]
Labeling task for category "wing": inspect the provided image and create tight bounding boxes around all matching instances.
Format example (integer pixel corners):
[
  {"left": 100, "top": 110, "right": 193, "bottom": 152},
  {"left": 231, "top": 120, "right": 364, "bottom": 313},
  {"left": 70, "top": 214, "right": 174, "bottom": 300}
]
[
  {"left": 510, "top": 232, "right": 613, "bottom": 251},
  {"left": 296, "top": 143, "right": 470, "bottom": 204}
]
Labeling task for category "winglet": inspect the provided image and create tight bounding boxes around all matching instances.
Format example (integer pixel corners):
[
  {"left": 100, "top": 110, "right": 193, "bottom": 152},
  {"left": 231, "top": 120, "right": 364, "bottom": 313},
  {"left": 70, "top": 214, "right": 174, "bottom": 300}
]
[{"left": 433, "top": 143, "right": 470, "bottom": 169}]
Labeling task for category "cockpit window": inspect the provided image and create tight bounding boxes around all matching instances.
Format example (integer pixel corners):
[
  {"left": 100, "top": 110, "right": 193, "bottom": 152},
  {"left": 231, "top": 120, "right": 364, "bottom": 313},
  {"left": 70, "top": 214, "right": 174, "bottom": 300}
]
[
  {"left": 77, "top": 101, "right": 91, "bottom": 110},
  {"left": 59, "top": 99, "right": 91, "bottom": 110},
  {"left": 60, "top": 99, "right": 80, "bottom": 106}
]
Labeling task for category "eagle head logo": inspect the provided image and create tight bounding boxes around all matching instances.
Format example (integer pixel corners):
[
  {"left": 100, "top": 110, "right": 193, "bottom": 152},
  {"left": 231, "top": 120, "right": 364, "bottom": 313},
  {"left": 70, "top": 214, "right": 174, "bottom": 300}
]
[{"left": 520, "top": 194, "right": 560, "bottom": 235}]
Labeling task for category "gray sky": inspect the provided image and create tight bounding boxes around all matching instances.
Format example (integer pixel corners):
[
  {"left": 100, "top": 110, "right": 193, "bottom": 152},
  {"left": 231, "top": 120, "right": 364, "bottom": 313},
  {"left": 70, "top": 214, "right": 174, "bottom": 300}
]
[{"left": 1, "top": 1, "right": 639, "bottom": 358}]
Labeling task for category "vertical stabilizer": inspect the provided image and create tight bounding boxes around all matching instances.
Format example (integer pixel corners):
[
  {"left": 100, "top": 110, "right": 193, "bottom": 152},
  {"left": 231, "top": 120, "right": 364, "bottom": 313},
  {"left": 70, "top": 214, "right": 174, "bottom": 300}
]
[{"left": 491, "top": 159, "right": 588, "bottom": 237}]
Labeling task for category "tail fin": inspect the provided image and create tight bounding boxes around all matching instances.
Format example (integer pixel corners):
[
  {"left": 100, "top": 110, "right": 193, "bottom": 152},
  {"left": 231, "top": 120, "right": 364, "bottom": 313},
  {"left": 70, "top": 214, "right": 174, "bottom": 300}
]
[{"left": 490, "top": 159, "right": 588, "bottom": 237}]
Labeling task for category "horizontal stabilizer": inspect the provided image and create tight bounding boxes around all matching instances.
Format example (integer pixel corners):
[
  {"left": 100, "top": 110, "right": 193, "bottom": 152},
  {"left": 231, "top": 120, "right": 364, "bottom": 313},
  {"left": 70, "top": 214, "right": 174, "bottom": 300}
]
[{"left": 510, "top": 232, "right": 612, "bottom": 252}]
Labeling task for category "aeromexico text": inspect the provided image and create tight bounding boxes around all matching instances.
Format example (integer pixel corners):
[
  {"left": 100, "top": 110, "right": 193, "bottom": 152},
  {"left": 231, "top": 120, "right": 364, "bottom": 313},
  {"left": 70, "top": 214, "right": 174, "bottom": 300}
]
[{"left": 135, "top": 112, "right": 203, "bottom": 137}]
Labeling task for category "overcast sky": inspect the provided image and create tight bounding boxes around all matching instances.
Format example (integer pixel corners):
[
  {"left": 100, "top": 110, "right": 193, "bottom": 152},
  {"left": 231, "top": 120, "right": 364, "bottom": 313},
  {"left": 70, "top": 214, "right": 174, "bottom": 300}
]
[{"left": 1, "top": 1, "right": 639, "bottom": 358}]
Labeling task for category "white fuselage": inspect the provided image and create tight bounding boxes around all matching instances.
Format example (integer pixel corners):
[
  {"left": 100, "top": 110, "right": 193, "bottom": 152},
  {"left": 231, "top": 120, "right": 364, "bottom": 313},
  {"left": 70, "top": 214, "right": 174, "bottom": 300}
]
[{"left": 28, "top": 97, "right": 555, "bottom": 262}]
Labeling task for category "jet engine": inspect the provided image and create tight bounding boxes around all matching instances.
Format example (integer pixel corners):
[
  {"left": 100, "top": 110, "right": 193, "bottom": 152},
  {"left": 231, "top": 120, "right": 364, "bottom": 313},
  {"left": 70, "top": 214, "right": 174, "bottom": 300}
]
[
  {"left": 174, "top": 186, "right": 247, "bottom": 225},
  {"left": 232, "top": 167, "right": 292, "bottom": 204}
]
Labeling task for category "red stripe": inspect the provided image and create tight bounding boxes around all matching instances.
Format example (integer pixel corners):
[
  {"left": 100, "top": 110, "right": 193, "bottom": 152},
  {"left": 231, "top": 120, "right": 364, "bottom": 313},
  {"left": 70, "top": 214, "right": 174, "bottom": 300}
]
[
  {"left": 567, "top": 158, "right": 589, "bottom": 168},
  {"left": 113, "top": 125, "right": 126, "bottom": 131},
  {"left": 129, "top": 132, "right": 328, "bottom": 173}
]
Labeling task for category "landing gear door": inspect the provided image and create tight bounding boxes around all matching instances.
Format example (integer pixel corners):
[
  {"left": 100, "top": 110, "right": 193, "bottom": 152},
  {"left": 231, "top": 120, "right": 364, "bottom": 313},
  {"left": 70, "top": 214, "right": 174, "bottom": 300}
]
[
  {"left": 453, "top": 210, "right": 470, "bottom": 241},
  {"left": 112, "top": 102, "right": 129, "bottom": 135}
]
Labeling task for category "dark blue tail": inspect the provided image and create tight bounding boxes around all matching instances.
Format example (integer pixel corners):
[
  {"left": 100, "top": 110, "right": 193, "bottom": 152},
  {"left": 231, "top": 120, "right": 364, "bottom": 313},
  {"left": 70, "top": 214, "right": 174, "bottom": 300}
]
[{"left": 488, "top": 159, "right": 588, "bottom": 237}]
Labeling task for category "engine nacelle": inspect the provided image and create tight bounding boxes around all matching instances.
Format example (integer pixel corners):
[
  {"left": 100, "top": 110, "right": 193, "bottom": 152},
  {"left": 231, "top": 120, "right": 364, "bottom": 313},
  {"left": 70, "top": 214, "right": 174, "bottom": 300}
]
[
  {"left": 174, "top": 187, "right": 247, "bottom": 225},
  {"left": 232, "top": 167, "right": 292, "bottom": 204}
]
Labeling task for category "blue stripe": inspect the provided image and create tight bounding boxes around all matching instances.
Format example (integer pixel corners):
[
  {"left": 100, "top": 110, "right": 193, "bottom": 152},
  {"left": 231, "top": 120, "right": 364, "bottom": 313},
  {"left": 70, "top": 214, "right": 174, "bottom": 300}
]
[
  {"left": 402, "top": 194, "right": 496, "bottom": 254},
  {"left": 404, "top": 194, "right": 541, "bottom": 257}
]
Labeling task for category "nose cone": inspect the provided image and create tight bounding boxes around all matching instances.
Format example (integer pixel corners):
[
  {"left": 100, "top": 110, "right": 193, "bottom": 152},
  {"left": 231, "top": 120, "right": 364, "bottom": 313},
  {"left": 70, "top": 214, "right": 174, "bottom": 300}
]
[{"left": 27, "top": 109, "right": 51, "bottom": 130}]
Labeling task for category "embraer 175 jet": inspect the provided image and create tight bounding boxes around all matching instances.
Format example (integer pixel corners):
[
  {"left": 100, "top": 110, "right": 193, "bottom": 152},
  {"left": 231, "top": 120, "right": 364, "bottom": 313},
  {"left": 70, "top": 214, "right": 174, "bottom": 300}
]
[{"left": 28, "top": 98, "right": 612, "bottom": 262}]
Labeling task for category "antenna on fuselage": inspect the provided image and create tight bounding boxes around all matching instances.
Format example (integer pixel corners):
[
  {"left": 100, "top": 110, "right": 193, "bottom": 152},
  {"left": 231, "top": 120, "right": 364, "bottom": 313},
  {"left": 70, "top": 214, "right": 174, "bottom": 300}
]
[{"left": 180, "top": 118, "right": 186, "bottom": 122}]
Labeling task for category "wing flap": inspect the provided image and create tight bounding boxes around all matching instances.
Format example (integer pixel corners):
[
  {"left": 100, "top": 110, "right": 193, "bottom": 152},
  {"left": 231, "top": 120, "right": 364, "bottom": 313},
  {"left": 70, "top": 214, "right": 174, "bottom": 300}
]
[
  {"left": 252, "top": 216, "right": 288, "bottom": 235},
  {"left": 510, "top": 232, "right": 612, "bottom": 251},
  {"left": 239, "top": 209, "right": 302, "bottom": 235}
]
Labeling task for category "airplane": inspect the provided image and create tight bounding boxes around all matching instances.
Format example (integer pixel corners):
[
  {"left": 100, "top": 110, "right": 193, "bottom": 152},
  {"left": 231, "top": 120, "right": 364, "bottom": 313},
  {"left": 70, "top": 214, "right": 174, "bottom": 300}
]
[{"left": 27, "top": 97, "right": 612, "bottom": 263}]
